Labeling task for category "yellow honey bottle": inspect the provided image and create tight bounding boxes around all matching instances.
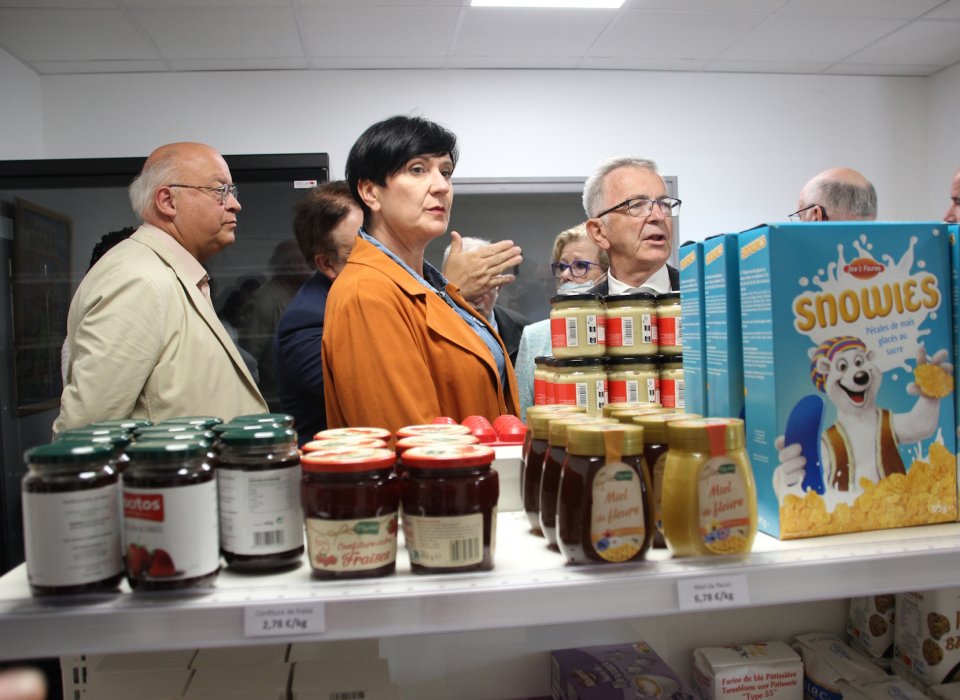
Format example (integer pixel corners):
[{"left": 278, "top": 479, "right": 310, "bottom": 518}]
[{"left": 661, "top": 418, "right": 757, "bottom": 557}]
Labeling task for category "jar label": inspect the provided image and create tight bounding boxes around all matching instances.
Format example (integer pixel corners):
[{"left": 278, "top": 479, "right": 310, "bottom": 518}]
[
  {"left": 697, "top": 457, "right": 752, "bottom": 555},
  {"left": 305, "top": 513, "right": 398, "bottom": 572},
  {"left": 607, "top": 314, "right": 657, "bottom": 347},
  {"left": 22, "top": 485, "right": 122, "bottom": 586},
  {"left": 658, "top": 316, "right": 680, "bottom": 347},
  {"left": 661, "top": 378, "right": 685, "bottom": 409},
  {"left": 554, "top": 379, "right": 606, "bottom": 413},
  {"left": 608, "top": 377, "right": 659, "bottom": 405},
  {"left": 403, "top": 513, "right": 485, "bottom": 567},
  {"left": 218, "top": 465, "right": 303, "bottom": 556},
  {"left": 590, "top": 461, "right": 645, "bottom": 562},
  {"left": 653, "top": 452, "right": 668, "bottom": 535},
  {"left": 551, "top": 316, "right": 577, "bottom": 348},
  {"left": 123, "top": 480, "right": 219, "bottom": 582}
]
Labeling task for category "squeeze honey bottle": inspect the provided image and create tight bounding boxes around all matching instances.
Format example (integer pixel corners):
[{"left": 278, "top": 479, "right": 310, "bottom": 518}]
[
  {"left": 557, "top": 424, "right": 653, "bottom": 565},
  {"left": 661, "top": 418, "right": 757, "bottom": 557}
]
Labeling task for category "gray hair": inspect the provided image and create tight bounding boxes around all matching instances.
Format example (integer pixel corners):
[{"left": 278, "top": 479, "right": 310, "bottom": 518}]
[
  {"left": 128, "top": 149, "right": 180, "bottom": 221},
  {"left": 807, "top": 179, "right": 877, "bottom": 220},
  {"left": 442, "top": 236, "right": 492, "bottom": 269},
  {"left": 582, "top": 156, "right": 658, "bottom": 219}
]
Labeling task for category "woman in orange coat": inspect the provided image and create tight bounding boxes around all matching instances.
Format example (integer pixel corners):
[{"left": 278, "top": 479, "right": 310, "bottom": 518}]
[{"left": 321, "top": 115, "right": 519, "bottom": 434}]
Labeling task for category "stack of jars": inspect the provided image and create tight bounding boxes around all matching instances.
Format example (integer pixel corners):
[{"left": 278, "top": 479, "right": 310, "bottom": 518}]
[{"left": 536, "top": 291, "right": 685, "bottom": 415}]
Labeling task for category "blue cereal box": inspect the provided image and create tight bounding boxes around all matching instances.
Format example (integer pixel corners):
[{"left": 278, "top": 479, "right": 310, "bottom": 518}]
[
  {"left": 703, "top": 233, "right": 744, "bottom": 420},
  {"left": 739, "top": 222, "right": 957, "bottom": 539},
  {"left": 679, "top": 240, "right": 707, "bottom": 416}
]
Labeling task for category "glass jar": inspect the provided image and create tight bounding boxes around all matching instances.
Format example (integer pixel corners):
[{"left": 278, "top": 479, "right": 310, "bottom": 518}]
[
  {"left": 604, "top": 292, "right": 658, "bottom": 357},
  {"left": 533, "top": 356, "right": 551, "bottom": 406},
  {"left": 553, "top": 357, "right": 607, "bottom": 416},
  {"left": 396, "top": 424, "right": 473, "bottom": 440},
  {"left": 602, "top": 401, "right": 661, "bottom": 418},
  {"left": 231, "top": 413, "right": 295, "bottom": 428},
  {"left": 605, "top": 356, "right": 660, "bottom": 405},
  {"left": 158, "top": 415, "right": 223, "bottom": 430},
  {"left": 550, "top": 293, "right": 606, "bottom": 358},
  {"left": 657, "top": 292, "right": 682, "bottom": 356},
  {"left": 218, "top": 427, "right": 304, "bottom": 572},
  {"left": 302, "top": 437, "right": 389, "bottom": 454},
  {"left": 401, "top": 445, "right": 498, "bottom": 574},
  {"left": 659, "top": 355, "right": 685, "bottom": 410},
  {"left": 300, "top": 447, "right": 400, "bottom": 579},
  {"left": 21, "top": 443, "right": 123, "bottom": 596},
  {"left": 661, "top": 418, "right": 757, "bottom": 557},
  {"left": 557, "top": 424, "right": 653, "bottom": 565},
  {"left": 539, "top": 415, "right": 614, "bottom": 548},
  {"left": 314, "top": 427, "right": 393, "bottom": 442},
  {"left": 523, "top": 406, "right": 585, "bottom": 534},
  {"left": 545, "top": 356, "right": 557, "bottom": 405},
  {"left": 87, "top": 418, "right": 153, "bottom": 432},
  {"left": 122, "top": 440, "right": 219, "bottom": 590},
  {"left": 396, "top": 434, "right": 479, "bottom": 455},
  {"left": 56, "top": 431, "right": 132, "bottom": 474}
]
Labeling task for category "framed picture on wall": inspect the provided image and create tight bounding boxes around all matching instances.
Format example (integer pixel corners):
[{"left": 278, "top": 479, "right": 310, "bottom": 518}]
[{"left": 12, "top": 197, "right": 72, "bottom": 415}]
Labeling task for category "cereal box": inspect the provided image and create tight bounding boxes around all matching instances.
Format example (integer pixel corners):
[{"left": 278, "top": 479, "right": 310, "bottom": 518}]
[
  {"left": 738, "top": 222, "right": 957, "bottom": 539},
  {"left": 793, "top": 632, "right": 888, "bottom": 700},
  {"left": 550, "top": 641, "right": 696, "bottom": 700},
  {"left": 894, "top": 589, "right": 960, "bottom": 685},
  {"left": 680, "top": 240, "right": 707, "bottom": 416},
  {"left": 949, "top": 223, "right": 960, "bottom": 518},
  {"left": 703, "top": 233, "right": 745, "bottom": 420},
  {"left": 847, "top": 594, "right": 896, "bottom": 660},
  {"left": 693, "top": 641, "right": 802, "bottom": 700}
]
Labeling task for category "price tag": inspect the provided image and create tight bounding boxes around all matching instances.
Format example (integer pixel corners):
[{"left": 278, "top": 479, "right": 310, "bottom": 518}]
[
  {"left": 294, "top": 180, "right": 318, "bottom": 189},
  {"left": 677, "top": 574, "right": 749, "bottom": 611},
  {"left": 243, "top": 603, "right": 325, "bottom": 637}
]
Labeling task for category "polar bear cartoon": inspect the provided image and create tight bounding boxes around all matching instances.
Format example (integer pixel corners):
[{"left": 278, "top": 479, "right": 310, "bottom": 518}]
[{"left": 774, "top": 335, "right": 950, "bottom": 499}]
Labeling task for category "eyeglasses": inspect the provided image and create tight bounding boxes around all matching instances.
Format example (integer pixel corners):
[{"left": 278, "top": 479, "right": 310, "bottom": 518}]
[
  {"left": 788, "top": 203, "right": 827, "bottom": 222},
  {"left": 167, "top": 183, "right": 239, "bottom": 205},
  {"left": 550, "top": 260, "right": 603, "bottom": 278},
  {"left": 594, "top": 196, "right": 681, "bottom": 219}
]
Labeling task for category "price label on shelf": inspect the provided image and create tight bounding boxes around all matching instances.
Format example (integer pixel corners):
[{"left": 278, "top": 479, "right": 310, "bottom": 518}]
[
  {"left": 243, "top": 603, "right": 325, "bottom": 637},
  {"left": 677, "top": 574, "right": 749, "bottom": 611}
]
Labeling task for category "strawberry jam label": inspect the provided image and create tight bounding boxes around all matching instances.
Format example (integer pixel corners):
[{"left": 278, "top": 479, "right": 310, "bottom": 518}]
[
  {"left": 403, "top": 513, "right": 485, "bottom": 568},
  {"left": 305, "top": 513, "right": 398, "bottom": 572}
]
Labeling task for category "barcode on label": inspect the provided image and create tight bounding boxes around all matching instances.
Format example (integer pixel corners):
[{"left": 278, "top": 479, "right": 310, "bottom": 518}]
[
  {"left": 450, "top": 537, "right": 480, "bottom": 562},
  {"left": 646, "top": 378, "right": 658, "bottom": 404},
  {"left": 254, "top": 530, "right": 284, "bottom": 548},
  {"left": 595, "top": 380, "right": 606, "bottom": 411},
  {"left": 576, "top": 382, "right": 588, "bottom": 408},
  {"left": 623, "top": 317, "right": 634, "bottom": 346},
  {"left": 642, "top": 314, "right": 654, "bottom": 343},
  {"left": 677, "top": 381, "right": 685, "bottom": 407},
  {"left": 677, "top": 318, "right": 683, "bottom": 346},
  {"left": 565, "top": 317, "right": 579, "bottom": 347},
  {"left": 586, "top": 314, "right": 598, "bottom": 345},
  {"left": 331, "top": 693, "right": 365, "bottom": 700},
  {"left": 626, "top": 380, "right": 638, "bottom": 403}
]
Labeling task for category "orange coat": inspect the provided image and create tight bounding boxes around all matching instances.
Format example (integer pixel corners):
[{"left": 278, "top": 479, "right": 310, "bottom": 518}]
[{"left": 322, "top": 238, "right": 520, "bottom": 434}]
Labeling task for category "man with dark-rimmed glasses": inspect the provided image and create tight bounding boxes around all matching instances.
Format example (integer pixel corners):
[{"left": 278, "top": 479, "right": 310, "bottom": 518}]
[
  {"left": 789, "top": 167, "right": 877, "bottom": 222},
  {"left": 582, "top": 156, "right": 680, "bottom": 295}
]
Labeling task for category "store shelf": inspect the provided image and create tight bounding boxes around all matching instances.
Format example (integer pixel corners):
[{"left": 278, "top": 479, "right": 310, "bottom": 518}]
[{"left": 2, "top": 512, "right": 960, "bottom": 661}]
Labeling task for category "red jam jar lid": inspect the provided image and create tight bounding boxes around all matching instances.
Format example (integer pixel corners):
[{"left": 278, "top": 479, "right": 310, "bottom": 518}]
[
  {"left": 313, "top": 427, "right": 392, "bottom": 441},
  {"left": 401, "top": 444, "right": 496, "bottom": 470},
  {"left": 302, "top": 437, "right": 388, "bottom": 453},
  {"left": 396, "top": 424, "right": 473, "bottom": 438},
  {"left": 301, "top": 447, "right": 396, "bottom": 473},
  {"left": 395, "top": 434, "right": 479, "bottom": 453}
]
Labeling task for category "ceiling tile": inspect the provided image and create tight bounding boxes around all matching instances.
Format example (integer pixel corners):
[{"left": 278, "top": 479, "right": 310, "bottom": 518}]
[
  {"left": 455, "top": 8, "right": 612, "bottom": 56},
  {"left": 624, "top": 0, "right": 786, "bottom": 12},
  {"left": 167, "top": 57, "right": 309, "bottom": 71},
  {"left": 300, "top": 0, "right": 462, "bottom": 5},
  {"left": 777, "top": 0, "right": 943, "bottom": 20},
  {"left": 0, "top": 9, "right": 157, "bottom": 61},
  {"left": 589, "top": 10, "right": 766, "bottom": 59},
  {"left": 310, "top": 55, "right": 446, "bottom": 68},
  {"left": 842, "top": 19, "right": 960, "bottom": 67},
  {"left": 822, "top": 62, "right": 942, "bottom": 76},
  {"left": 926, "top": 0, "right": 960, "bottom": 19},
  {"left": 579, "top": 56, "right": 708, "bottom": 70},
  {"left": 446, "top": 54, "right": 581, "bottom": 68},
  {"left": 705, "top": 59, "right": 830, "bottom": 73},
  {"left": 132, "top": 7, "right": 302, "bottom": 59},
  {"left": 719, "top": 15, "right": 904, "bottom": 63},
  {"left": 0, "top": 0, "right": 113, "bottom": 6},
  {"left": 31, "top": 60, "right": 169, "bottom": 74},
  {"left": 300, "top": 6, "right": 460, "bottom": 56},
  {"left": 122, "top": 0, "right": 290, "bottom": 7}
]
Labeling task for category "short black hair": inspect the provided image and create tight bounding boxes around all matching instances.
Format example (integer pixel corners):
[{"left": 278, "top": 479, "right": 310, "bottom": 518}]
[
  {"left": 89, "top": 226, "right": 136, "bottom": 270},
  {"left": 292, "top": 180, "right": 357, "bottom": 264},
  {"left": 345, "top": 115, "right": 458, "bottom": 222}
]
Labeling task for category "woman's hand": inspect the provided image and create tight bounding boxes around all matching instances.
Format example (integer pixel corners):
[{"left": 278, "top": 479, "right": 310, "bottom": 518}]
[{"left": 443, "top": 231, "right": 522, "bottom": 299}]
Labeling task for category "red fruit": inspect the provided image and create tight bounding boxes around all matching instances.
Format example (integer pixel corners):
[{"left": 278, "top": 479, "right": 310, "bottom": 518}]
[
  {"left": 147, "top": 548, "right": 176, "bottom": 578},
  {"left": 126, "top": 544, "right": 151, "bottom": 578}
]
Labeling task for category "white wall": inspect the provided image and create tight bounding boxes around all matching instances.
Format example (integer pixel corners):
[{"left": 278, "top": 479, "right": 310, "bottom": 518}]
[
  {"left": 926, "top": 61, "right": 960, "bottom": 218},
  {"left": 36, "top": 68, "right": 932, "bottom": 241},
  {"left": 0, "top": 48, "right": 42, "bottom": 158}
]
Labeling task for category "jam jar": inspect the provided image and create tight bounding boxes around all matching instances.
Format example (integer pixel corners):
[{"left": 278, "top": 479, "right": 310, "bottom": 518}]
[
  {"left": 314, "top": 427, "right": 392, "bottom": 442},
  {"left": 550, "top": 293, "right": 606, "bottom": 358},
  {"left": 396, "top": 434, "right": 479, "bottom": 455},
  {"left": 231, "top": 413, "right": 295, "bottom": 428},
  {"left": 604, "top": 292, "right": 658, "bottom": 357},
  {"left": 522, "top": 406, "right": 585, "bottom": 534},
  {"left": 659, "top": 355, "right": 685, "bottom": 410},
  {"left": 606, "top": 356, "right": 660, "bottom": 405},
  {"left": 122, "top": 440, "right": 219, "bottom": 590},
  {"left": 608, "top": 406, "right": 671, "bottom": 425},
  {"left": 22, "top": 443, "right": 123, "bottom": 596},
  {"left": 302, "top": 437, "right": 389, "bottom": 453},
  {"left": 87, "top": 418, "right": 153, "bottom": 432},
  {"left": 401, "top": 445, "right": 498, "bottom": 574},
  {"left": 56, "top": 431, "right": 133, "bottom": 473},
  {"left": 657, "top": 292, "right": 682, "bottom": 356},
  {"left": 396, "top": 424, "right": 473, "bottom": 439},
  {"left": 218, "top": 427, "right": 304, "bottom": 572},
  {"left": 301, "top": 447, "right": 400, "bottom": 579},
  {"left": 602, "top": 401, "right": 660, "bottom": 418},
  {"left": 158, "top": 415, "right": 223, "bottom": 430},
  {"left": 539, "top": 415, "right": 614, "bottom": 548},
  {"left": 557, "top": 423, "right": 653, "bottom": 565}
]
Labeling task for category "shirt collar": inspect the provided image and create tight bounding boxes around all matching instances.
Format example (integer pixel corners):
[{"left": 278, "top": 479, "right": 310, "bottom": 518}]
[
  {"left": 149, "top": 225, "right": 210, "bottom": 292},
  {"left": 606, "top": 265, "right": 671, "bottom": 295},
  {"left": 359, "top": 229, "right": 449, "bottom": 293}
]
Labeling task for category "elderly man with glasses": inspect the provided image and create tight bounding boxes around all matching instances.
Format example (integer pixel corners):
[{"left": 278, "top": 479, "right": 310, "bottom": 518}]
[
  {"left": 583, "top": 156, "right": 680, "bottom": 295},
  {"left": 789, "top": 167, "right": 877, "bottom": 222},
  {"left": 54, "top": 142, "right": 268, "bottom": 432}
]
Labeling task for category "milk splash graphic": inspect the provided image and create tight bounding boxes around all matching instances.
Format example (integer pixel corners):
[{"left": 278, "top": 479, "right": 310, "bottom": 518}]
[{"left": 791, "top": 234, "right": 942, "bottom": 373}]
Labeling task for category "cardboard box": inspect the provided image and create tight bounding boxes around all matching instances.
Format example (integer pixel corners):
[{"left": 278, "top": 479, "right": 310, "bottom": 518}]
[
  {"left": 693, "top": 641, "right": 802, "bottom": 700},
  {"left": 738, "top": 222, "right": 957, "bottom": 538},
  {"left": 292, "top": 658, "right": 399, "bottom": 700},
  {"left": 703, "top": 233, "right": 744, "bottom": 420},
  {"left": 894, "top": 588, "right": 960, "bottom": 685},
  {"left": 95, "top": 649, "right": 198, "bottom": 673},
  {"left": 84, "top": 668, "right": 194, "bottom": 700},
  {"left": 184, "top": 663, "right": 291, "bottom": 699},
  {"left": 191, "top": 644, "right": 289, "bottom": 667},
  {"left": 550, "top": 641, "right": 695, "bottom": 700},
  {"left": 793, "top": 633, "right": 887, "bottom": 700},
  {"left": 837, "top": 676, "right": 929, "bottom": 700},
  {"left": 948, "top": 223, "right": 960, "bottom": 521},
  {"left": 679, "top": 240, "right": 707, "bottom": 416},
  {"left": 846, "top": 595, "right": 896, "bottom": 659},
  {"left": 287, "top": 639, "right": 381, "bottom": 663}
]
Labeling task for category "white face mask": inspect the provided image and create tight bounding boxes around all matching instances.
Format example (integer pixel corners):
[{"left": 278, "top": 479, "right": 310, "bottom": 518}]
[{"left": 556, "top": 280, "right": 597, "bottom": 295}]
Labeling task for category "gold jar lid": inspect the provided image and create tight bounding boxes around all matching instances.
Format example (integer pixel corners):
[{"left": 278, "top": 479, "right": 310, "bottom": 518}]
[
  {"left": 610, "top": 406, "right": 671, "bottom": 424},
  {"left": 548, "top": 416, "right": 614, "bottom": 447},
  {"left": 632, "top": 412, "right": 699, "bottom": 443},
  {"left": 567, "top": 423, "right": 644, "bottom": 457},
  {"left": 528, "top": 405, "right": 586, "bottom": 439},
  {"left": 603, "top": 401, "right": 661, "bottom": 417},
  {"left": 667, "top": 418, "right": 745, "bottom": 453}
]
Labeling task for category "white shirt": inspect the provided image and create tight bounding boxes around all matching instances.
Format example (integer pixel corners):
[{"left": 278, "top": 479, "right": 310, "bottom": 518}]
[{"left": 606, "top": 265, "right": 672, "bottom": 295}]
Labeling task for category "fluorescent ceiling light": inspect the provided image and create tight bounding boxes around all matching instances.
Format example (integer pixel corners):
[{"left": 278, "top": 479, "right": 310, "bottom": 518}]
[{"left": 471, "top": 0, "right": 624, "bottom": 8}]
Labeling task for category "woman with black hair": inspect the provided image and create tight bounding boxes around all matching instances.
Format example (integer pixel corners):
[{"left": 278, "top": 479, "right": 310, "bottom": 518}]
[{"left": 321, "top": 115, "right": 519, "bottom": 433}]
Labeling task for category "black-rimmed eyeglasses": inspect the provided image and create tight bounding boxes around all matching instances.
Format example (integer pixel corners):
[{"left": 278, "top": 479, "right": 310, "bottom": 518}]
[
  {"left": 788, "top": 203, "right": 827, "bottom": 222},
  {"left": 168, "top": 183, "right": 239, "bottom": 205},
  {"left": 594, "top": 196, "right": 681, "bottom": 219},
  {"left": 550, "top": 260, "right": 603, "bottom": 278}
]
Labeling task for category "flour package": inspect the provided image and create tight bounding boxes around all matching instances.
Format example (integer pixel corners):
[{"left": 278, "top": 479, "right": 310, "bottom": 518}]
[
  {"left": 693, "top": 641, "right": 802, "bottom": 700},
  {"left": 738, "top": 222, "right": 957, "bottom": 538},
  {"left": 793, "top": 632, "right": 888, "bottom": 700}
]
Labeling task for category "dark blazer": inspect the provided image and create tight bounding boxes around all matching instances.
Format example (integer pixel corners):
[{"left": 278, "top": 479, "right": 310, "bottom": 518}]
[
  {"left": 493, "top": 305, "right": 528, "bottom": 366},
  {"left": 588, "top": 264, "right": 680, "bottom": 295},
  {"left": 274, "top": 271, "right": 333, "bottom": 446}
]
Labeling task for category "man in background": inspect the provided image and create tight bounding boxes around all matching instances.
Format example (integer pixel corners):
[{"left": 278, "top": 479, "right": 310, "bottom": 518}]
[
  {"left": 944, "top": 167, "right": 959, "bottom": 224},
  {"left": 790, "top": 167, "right": 877, "bottom": 222},
  {"left": 54, "top": 142, "right": 267, "bottom": 432},
  {"left": 583, "top": 156, "right": 680, "bottom": 294}
]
